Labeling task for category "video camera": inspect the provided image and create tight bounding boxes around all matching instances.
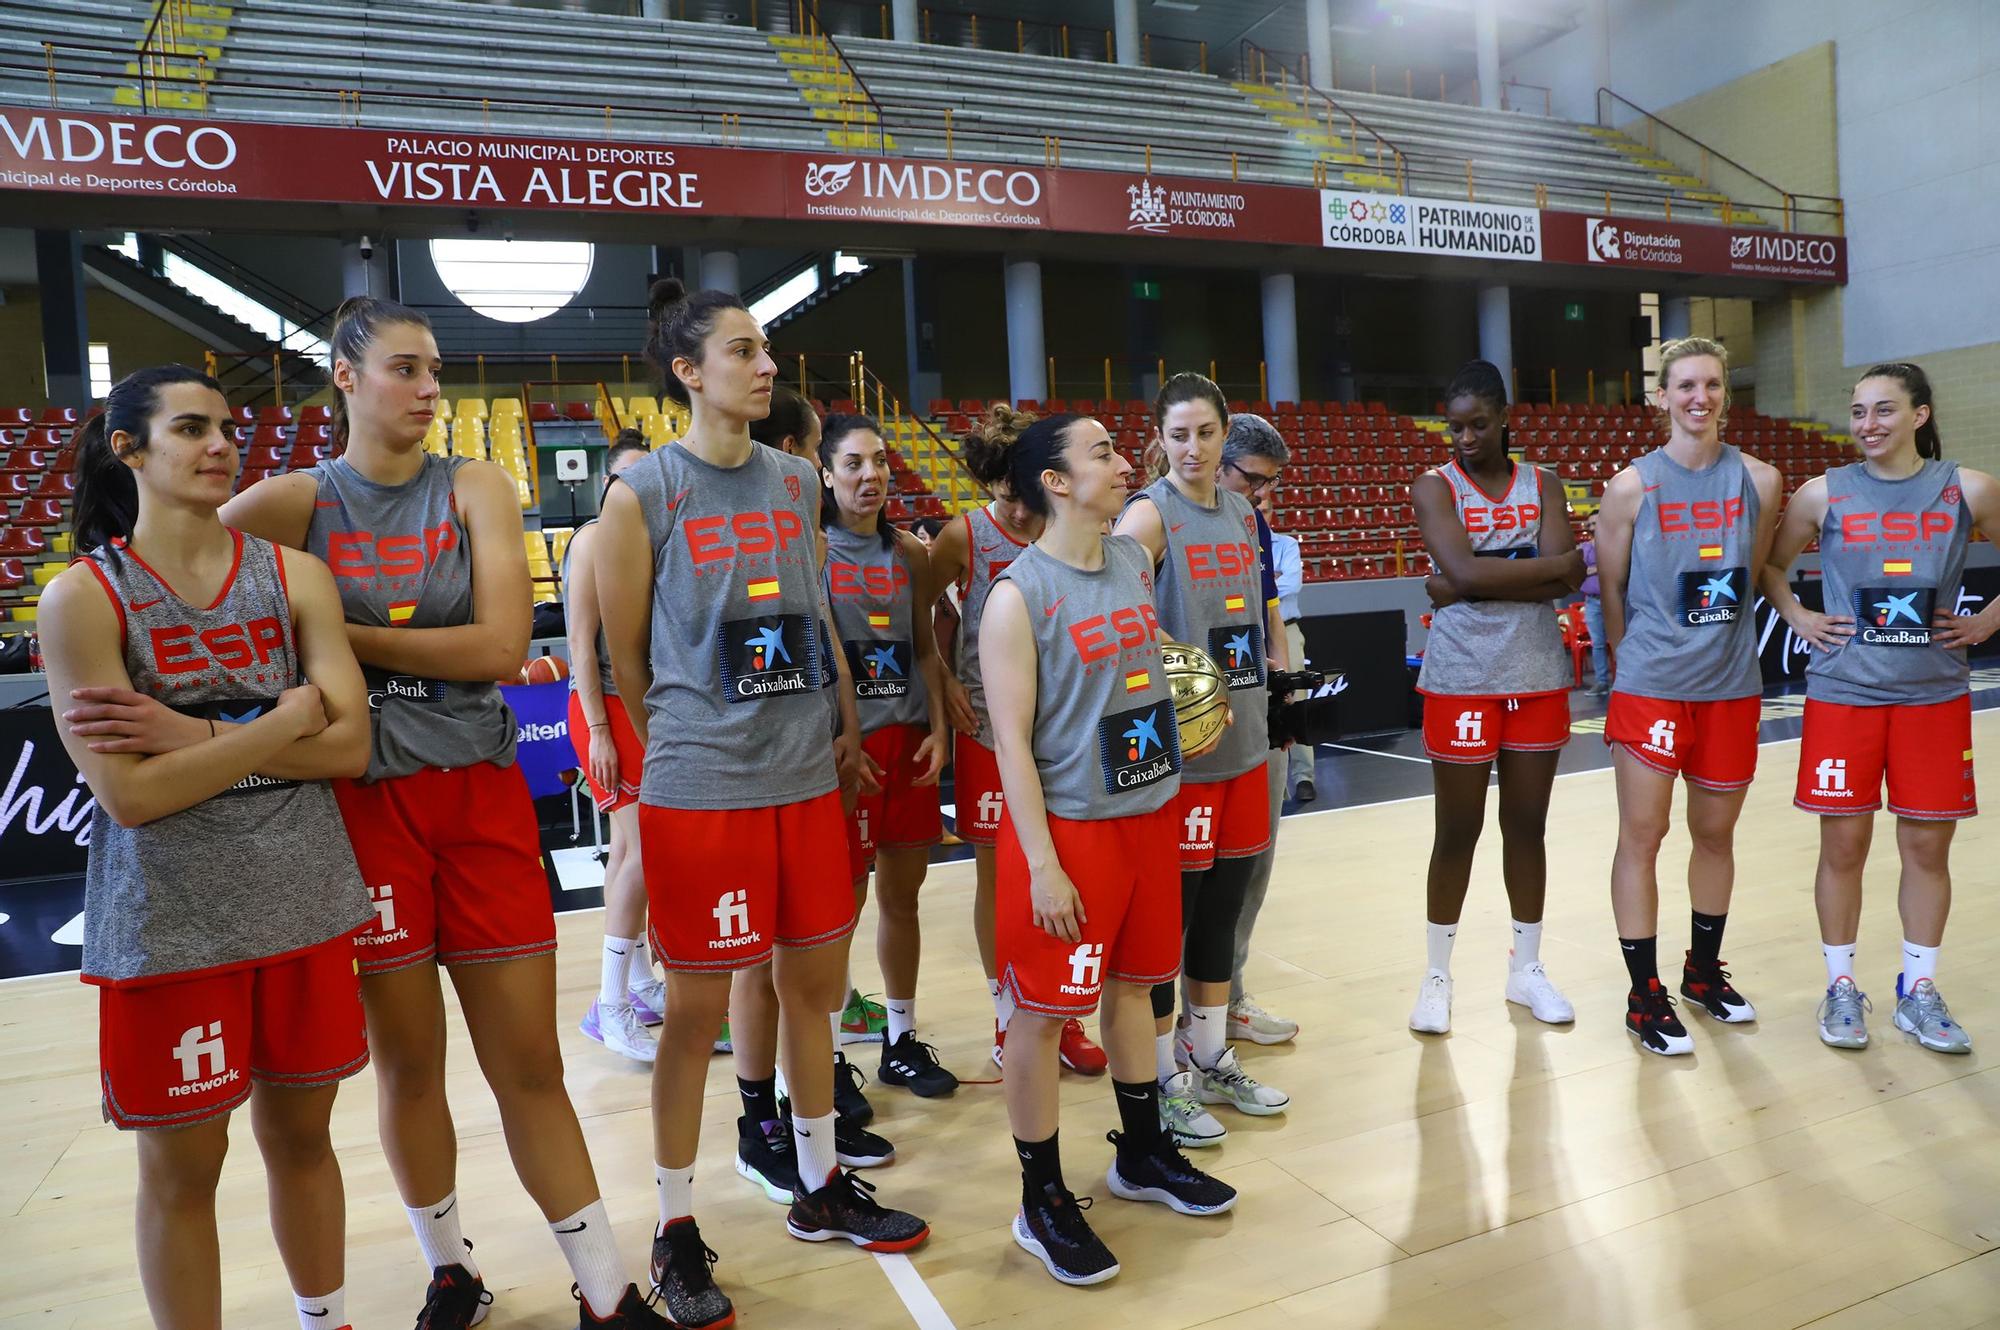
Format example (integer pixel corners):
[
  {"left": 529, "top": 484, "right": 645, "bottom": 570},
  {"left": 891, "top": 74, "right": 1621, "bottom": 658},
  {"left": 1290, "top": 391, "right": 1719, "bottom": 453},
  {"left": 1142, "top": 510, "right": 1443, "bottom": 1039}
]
[{"left": 1268, "top": 668, "right": 1343, "bottom": 749}]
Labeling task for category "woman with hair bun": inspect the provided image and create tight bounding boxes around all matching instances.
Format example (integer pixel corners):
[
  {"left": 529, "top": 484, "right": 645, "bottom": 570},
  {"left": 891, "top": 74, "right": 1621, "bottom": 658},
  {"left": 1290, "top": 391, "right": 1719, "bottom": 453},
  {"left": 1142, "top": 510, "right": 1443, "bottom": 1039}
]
[
  {"left": 1759, "top": 361, "right": 2000, "bottom": 1055},
  {"left": 1406, "top": 359, "right": 1585, "bottom": 1037}
]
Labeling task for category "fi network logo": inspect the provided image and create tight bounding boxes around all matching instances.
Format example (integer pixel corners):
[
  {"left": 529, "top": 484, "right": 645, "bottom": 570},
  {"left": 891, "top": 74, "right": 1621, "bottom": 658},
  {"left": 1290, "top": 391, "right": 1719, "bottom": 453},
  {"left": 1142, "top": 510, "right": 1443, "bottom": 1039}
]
[
  {"left": 1063, "top": 943, "right": 1104, "bottom": 995},
  {"left": 168, "top": 1021, "right": 240, "bottom": 1097},
  {"left": 1455, "top": 711, "right": 1484, "bottom": 745},
  {"left": 1648, "top": 719, "right": 1678, "bottom": 753},
  {"left": 709, "top": 889, "right": 762, "bottom": 951},
  {"left": 1183, "top": 806, "right": 1214, "bottom": 846},
  {"left": 977, "top": 790, "right": 1004, "bottom": 824},
  {"left": 1815, "top": 757, "right": 1851, "bottom": 795}
]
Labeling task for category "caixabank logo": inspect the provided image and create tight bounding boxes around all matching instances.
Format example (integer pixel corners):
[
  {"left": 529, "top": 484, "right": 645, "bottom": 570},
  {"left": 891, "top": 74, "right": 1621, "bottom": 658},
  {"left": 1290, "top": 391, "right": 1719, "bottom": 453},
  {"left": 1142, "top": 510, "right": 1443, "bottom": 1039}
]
[
  {"left": 1096, "top": 699, "right": 1181, "bottom": 793},
  {"left": 1677, "top": 567, "right": 1749, "bottom": 626},
  {"left": 1852, "top": 585, "right": 1935, "bottom": 647},
  {"left": 719, "top": 613, "right": 818, "bottom": 701}
]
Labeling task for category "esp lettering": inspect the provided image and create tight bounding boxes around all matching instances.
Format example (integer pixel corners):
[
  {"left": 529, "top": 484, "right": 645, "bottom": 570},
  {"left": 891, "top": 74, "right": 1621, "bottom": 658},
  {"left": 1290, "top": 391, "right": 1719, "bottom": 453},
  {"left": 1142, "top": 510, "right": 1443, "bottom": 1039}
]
[
  {"left": 685, "top": 511, "right": 808, "bottom": 566},
  {"left": 1463, "top": 503, "right": 1539, "bottom": 535},
  {"left": 1069, "top": 604, "right": 1162, "bottom": 663},
  {"left": 1184, "top": 542, "right": 1256, "bottom": 581},
  {"left": 827, "top": 560, "right": 911, "bottom": 599},
  {"left": 327, "top": 521, "right": 457, "bottom": 579},
  {"left": 1838, "top": 511, "right": 1955, "bottom": 544},
  {"left": 1657, "top": 497, "right": 1745, "bottom": 533},
  {"left": 150, "top": 617, "right": 286, "bottom": 674}
]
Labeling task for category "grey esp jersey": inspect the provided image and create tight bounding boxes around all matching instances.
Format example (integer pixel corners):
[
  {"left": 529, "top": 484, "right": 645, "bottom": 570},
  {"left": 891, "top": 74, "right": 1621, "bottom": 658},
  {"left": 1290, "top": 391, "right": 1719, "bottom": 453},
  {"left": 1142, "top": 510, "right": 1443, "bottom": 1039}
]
[
  {"left": 1613, "top": 445, "right": 1763, "bottom": 702},
  {"left": 996, "top": 536, "right": 1181, "bottom": 821},
  {"left": 560, "top": 519, "right": 617, "bottom": 699},
  {"left": 303, "top": 453, "right": 516, "bottom": 781},
  {"left": 1417, "top": 461, "right": 1569, "bottom": 698},
  {"left": 618, "top": 442, "right": 838, "bottom": 810},
  {"left": 824, "top": 522, "right": 929, "bottom": 733},
  {"left": 956, "top": 505, "right": 1029, "bottom": 741},
  {"left": 1810, "top": 459, "right": 1970, "bottom": 706},
  {"left": 76, "top": 532, "right": 371, "bottom": 984}
]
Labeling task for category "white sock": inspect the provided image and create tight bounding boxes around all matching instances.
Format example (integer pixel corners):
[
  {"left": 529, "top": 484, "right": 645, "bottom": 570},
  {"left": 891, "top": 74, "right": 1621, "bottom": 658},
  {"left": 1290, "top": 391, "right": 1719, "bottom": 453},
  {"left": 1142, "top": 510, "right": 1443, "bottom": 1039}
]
[
  {"left": 655, "top": 1164, "right": 693, "bottom": 1227},
  {"left": 1187, "top": 1002, "right": 1227, "bottom": 1069},
  {"left": 993, "top": 980, "right": 1015, "bottom": 1030},
  {"left": 1902, "top": 940, "right": 1941, "bottom": 986},
  {"left": 1823, "top": 942, "right": 1857, "bottom": 987},
  {"left": 792, "top": 1110, "right": 840, "bottom": 1193},
  {"left": 406, "top": 1193, "right": 476, "bottom": 1276},
  {"left": 1154, "top": 1031, "right": 1178, "bottom": 1083},
  {"left": 1426, "top": 921, "right": 1459, "bottom": 977},
  {"left": 295, "top": 1287, "right": 343, "bottom": 1330},
  {"left": 1510, "top": 920, "right": 1542, "bottom": 971},
  {"left": 550, "top": 1200, "right": 626, "bottom": 1318},
  {"left": 600, "top": 936, "right": 637, "bottom": 1008},
  {"left": 988, "top": 977, "right": 1005, "bottom": 1021},
  {"left": 885, "top": 997, "right": 916, "bottom": 1044},
  {"left": 827, "top": 1009, "right": 843, "bottom": 1043}
]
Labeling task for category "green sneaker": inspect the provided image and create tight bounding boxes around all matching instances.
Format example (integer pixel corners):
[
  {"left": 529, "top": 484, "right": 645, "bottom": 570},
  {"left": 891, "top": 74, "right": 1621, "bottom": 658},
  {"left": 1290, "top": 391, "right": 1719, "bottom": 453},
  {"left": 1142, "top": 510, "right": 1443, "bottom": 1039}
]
[
  {"left": 839, "top": 989, "right": 887, "bottom": 1044},
  {"left": 714, "top": 1015, "right": 732, "bottom": 1054}
]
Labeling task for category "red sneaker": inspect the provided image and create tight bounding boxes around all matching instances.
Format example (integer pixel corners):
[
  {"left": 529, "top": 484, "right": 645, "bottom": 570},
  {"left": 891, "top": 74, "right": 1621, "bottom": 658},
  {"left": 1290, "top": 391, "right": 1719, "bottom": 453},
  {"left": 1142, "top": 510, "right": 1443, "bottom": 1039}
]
[
  {"left": 1058, "top": 1018, "right": 1107, "bottom": 1075},
  {"left": 991, "top": 1021, "right": 1005, "bottom": 1069}
]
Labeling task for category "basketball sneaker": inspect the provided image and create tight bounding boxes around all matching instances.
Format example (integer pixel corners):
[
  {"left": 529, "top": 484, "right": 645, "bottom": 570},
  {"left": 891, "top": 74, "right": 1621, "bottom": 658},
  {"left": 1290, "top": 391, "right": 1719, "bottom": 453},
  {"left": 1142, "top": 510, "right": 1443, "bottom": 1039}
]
[
  {"left": 1504, "top": 963, "right": 1576, "bottom": 1024},
  {"left": 777, "top": 1094, "right": 895, "bottom": 1168},
  {"left": 648, "top": 1219, "right": 732, "bottom": 1330},
  {"left": 1158, "top": 1069, "right": 1227, "bottom": 1147},
  {"left": 1626, "top": 978, "right": 1694, "bottom": 1056},
  {"left": 1409, "top": 971, "right": 1453, "bottom": 1034},
  {"left": 785, "top": 1171, "right": 930, "bottom": 1252},
  {"left": 839, "top": 989, "right": 888, "bottom": 1044},
  {"left": 1680, "top": 953, "right": 1756, "bottom": 1023},
  {"left": 879, "top": 1033, "right": 960, "bottom": 1097},
  {"left": 627, "top": 974, "right": 666, "bottom": 1027},
  {"left": 1190, "top": 1047, "right": 1289, "bottom": 1116},
  {"left": 414, "top": 1253, "right": 492, "bottom": 1330},
  {"left": 1894, "top": 976, "right": 1972, "bottom": 1054},
  {"left": 713, "top": 1016, "right": 732, "bottom": 1054},
  {"left": 834, "top": 1052, "right": 874, "bottom": 1125},
  {"left": 580, "top": 1000, "right": 658, "bottom": 1063},
  {"left": 1817, "top": 977, "right": 1871, "bottom": 1050},
  {"left": 574, "top": 1283, "right": 681, "bottom": 1327},
  {"left": 1104, "top": 1130, "right": 1238, "bottom": 1215},
  {"left": 735, "top": 1115, "right": 800, "bottom": 1204},
  {"left": 1227, "top": 995, "right": 1299, "bottom": 1045},
  {"left": 1059, "top": 1018, "right": 1108, "bottom": 1073},
  {"left": 1013, "top": 1183, "right": 1119, "bottom": 1286},
  {"left": 992, "top": 1020, "right": 1006, "bottom": 1069}
]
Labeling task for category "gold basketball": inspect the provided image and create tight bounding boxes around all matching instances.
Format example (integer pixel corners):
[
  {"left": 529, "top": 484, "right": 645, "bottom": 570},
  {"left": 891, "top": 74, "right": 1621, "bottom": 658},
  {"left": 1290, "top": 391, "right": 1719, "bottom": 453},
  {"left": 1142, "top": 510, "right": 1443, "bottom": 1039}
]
[{"left": 1161, "top": 640, "right": 1229, "bottom": 754}]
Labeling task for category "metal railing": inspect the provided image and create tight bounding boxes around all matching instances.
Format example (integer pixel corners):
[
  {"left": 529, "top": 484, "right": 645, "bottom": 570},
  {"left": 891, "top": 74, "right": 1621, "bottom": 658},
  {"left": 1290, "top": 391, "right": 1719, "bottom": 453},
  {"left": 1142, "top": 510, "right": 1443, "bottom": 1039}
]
[{"left": 1597, "top": 88, "right": 1844, "bottom": 233}]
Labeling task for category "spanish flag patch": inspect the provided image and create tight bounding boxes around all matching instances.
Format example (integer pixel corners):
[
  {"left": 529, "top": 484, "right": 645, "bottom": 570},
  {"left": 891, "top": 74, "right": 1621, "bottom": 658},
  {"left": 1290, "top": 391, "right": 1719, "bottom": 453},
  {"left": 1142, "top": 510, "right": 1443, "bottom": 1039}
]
[
  {"left": 388, "top": 600, "right": 416, "bottom": 624},
  {"left": 1124, "top": 669, "right": 1150, "bottom": 693},
  {"left": 867, "top": 612, "right": 891, "bottom": 629},
  {"left": 1224, "top": 594, "right": 1246, "bottom": 613},
  {"left": 747, "top": 578, "right": 781, "bottom": 602},
  {"left": 1883, "top": 559, "right": 1913, "bottom": 576},
  {"left": 1698, "top": 545, "right": 1724, "bottom": 560}
]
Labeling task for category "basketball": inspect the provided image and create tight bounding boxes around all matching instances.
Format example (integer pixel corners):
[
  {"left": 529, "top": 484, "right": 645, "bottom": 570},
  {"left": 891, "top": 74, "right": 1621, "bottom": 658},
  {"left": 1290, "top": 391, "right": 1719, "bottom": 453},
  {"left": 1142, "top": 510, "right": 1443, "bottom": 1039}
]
[
  {"left": 520, "top": 654, "right": 569, "bottom": 686},
  {"left": 1162, "top": 640, "right": 1228, "bottom": 754}
]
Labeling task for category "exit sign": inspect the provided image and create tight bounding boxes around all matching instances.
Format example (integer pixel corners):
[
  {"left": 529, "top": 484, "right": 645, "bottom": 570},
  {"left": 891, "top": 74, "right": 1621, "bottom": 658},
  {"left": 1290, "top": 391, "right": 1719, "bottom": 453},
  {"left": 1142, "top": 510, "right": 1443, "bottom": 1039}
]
[
  {"left": 1133, "top": 279, "right": 1161, "bottom": 301},
  {"left": 1564, "top": 302, "right": 1586, "bottom": 322}
]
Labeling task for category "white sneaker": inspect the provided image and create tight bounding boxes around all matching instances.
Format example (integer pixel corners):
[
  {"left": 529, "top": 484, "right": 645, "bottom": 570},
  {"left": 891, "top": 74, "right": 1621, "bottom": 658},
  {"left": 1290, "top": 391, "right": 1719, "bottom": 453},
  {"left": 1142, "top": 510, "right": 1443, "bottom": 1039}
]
[
  {"left": 1191, "top": 1047, "right": 1290, "bottom": 1116},
  {"left": 1505, "top": 962, "right": 1576, "bottom": 1024},
  {"left": 1227, "top": 995, "right": 1300, "bottom": 1045},
  {"left": 627, "top": 972, "right": 666, "bottom": 1027},
  {"left": 1158, "top": 1069, "right": 1228, "bottom": 1146},
  {"left": 580, "top": 999, "right": 658, "bottom": 1063},
  {"left": 1409, "top": 971, "right": 1453, "bottom": 1034}
]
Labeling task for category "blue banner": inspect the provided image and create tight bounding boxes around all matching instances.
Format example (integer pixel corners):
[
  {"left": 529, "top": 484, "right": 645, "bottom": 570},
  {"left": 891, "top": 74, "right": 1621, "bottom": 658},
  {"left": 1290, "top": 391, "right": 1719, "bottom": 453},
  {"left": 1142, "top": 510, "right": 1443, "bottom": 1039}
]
[{"left": 502, "top": 681, "right": 577, "bottom": 799}]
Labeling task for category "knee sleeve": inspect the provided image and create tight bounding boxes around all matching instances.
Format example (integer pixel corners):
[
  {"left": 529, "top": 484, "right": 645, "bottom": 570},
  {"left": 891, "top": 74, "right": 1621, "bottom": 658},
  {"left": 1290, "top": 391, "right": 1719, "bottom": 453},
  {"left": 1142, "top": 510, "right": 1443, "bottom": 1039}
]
[
  {"left": 1182, "top": 857, "right": 1255, "bottom": 983},
  {"left": 1152, "top": 979, "right": 1177, "bottom": 1020}
]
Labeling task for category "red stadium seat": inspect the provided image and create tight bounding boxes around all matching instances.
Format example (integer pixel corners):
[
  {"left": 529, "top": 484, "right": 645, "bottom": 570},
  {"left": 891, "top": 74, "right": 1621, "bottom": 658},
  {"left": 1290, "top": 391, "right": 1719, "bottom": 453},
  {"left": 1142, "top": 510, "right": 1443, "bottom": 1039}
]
[
  {"left": 32, "top": 471, "right": 75, "bottom": 497},
  {"left": 38, "top": 407, "right": 78, "bottom": 426},
  {"left": 530, "top": 402, "right": 562, "bottom": 422},
  {"left": 230, "top": 405, "right": 256, "bottom": 426},
  {"left": 257, "top": 405, "right": 294, "bottom": 425},
  {"left": 298, "top": 404, "right": 332, "bottom": 425},
  {"left": 0, "top": 557, "right": 23, "bottom": 590},
  {"left": 16, "top": 498, "right": 64, "bottom": 526},
  {"left": 0, "top": 525, "right": 48, "bottom": 554},
  {"left": 0, "top": 408, "right": 30, "bottom": 427}
]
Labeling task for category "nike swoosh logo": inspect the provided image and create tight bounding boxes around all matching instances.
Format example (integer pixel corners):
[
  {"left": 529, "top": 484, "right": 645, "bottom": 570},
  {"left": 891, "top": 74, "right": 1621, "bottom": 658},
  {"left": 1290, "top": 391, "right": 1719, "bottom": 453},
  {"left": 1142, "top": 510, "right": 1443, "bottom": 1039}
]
[
  {"left": 1116, "top": 1089, "right": 1148, "bottom": 1101},
  {"left": 433, "top": 1199, "right": 456, "bottom": 1220},
  {"left": 128, "top": 597, "right": 163, "bottom": 612},
  {"left": 302, "top": 1311, "right": 330, "bottom": 1319},
  {"left": 1169, "top": 523, "right": 1185, "bottom": 533},
  {"left": 1694, "top": 922, "right": 1714, "bottom": 931},
  {"left": 313, "top": 500, "right": 339, "bottom": 508},
  {"left": 666, "top": 487, "right": 692, "bottom": 511},
  {"left": 979, "top": 543, "right": 1000, "bottom": 553},
  {"left": 1643, "top": 483, "right": 1662, "bottom": 492},
  {"left": 1044, "top": 595, "right": 1068, "bottom": 617},
  {"left": 794, "top": 1127, "right": 812, "bottom": 1138},
  {"left": 556, "top": 1220, "right": 588, "bottom": 1233}
]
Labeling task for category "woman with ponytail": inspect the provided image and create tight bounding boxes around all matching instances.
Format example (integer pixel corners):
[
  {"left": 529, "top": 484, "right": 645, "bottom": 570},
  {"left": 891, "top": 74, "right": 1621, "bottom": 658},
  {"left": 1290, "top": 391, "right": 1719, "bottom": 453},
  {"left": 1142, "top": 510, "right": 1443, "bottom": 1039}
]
[
  {"left": 41, "top": 364, "right": 374, "bottom": 1330},
  {"left": 224, "top": 298, "right": 668, "bottom": 1328},
  {"left": 1758, "top": 361, "right": 2000, "bottom": 1055}
]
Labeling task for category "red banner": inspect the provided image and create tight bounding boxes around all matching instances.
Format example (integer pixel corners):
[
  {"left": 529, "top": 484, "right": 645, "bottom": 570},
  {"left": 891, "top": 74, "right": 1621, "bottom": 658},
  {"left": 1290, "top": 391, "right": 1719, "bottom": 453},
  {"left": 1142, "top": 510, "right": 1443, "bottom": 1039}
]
[{"left": 0, "top": 108, "right": 1844, "bottom": 283}]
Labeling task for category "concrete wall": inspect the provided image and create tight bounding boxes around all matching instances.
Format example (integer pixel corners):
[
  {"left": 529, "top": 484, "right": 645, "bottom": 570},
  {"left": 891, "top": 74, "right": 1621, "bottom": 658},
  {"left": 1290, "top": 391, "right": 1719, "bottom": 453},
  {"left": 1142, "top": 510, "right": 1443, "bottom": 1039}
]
[{"left": 0, "top": 286, "right": 211, "bottom": 406}]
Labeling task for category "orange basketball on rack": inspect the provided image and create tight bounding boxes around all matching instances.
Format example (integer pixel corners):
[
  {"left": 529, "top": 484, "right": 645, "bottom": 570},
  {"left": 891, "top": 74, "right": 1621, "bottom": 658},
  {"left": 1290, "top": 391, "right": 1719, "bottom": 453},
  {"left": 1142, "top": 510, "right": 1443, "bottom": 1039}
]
[{"left": 520, "top": 655, "right": 569, "bottom": 686}]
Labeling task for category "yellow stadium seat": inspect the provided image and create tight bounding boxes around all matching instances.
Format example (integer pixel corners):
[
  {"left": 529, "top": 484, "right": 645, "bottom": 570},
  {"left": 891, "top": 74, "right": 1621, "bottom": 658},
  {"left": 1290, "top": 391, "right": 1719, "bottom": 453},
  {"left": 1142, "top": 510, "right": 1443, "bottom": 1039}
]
[
  {"left": 9, "top": 606, "right": 36, "bottom": 622},
  {"left": 33, "top": 561, "right": 67, "bottom": 587},
  {"left": 524, "top": 530, "right": 555, "bottom": 582},
  {"left": 455, "top": 397, "right": 488, "bottom": 421},
  {"left": 515, "top": 473, "right": 533, "bottom": 509},
  {"left": 423, "top": 416, "right": 450, "bottom": 455},
  {"left": 490, "top": 418, "right": 524, "bottom": 451},
  {"left": 451, "top": 418, "right": 486, "bottom": 459},
  {"left": 51, "top": 532, "right": 73, "bottom": 555},
  {"left": 627, "top": 395, "right": 660, "bottom": 420},
  {"left": 547, "top": 527, "right": 575, "bottom": 569},
  {"left": 491, "top": 398, "right": 524, "bottom": 421}
]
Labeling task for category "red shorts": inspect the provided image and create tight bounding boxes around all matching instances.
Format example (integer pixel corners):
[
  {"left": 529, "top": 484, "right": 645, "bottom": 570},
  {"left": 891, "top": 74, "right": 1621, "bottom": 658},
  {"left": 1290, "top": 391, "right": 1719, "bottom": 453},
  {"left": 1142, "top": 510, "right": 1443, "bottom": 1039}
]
[
  {"left": 640, "top": 790, "right": 855, "bottom": 972},
  {"left": 1795, "top": 695, "right": 1975, "bottom": 820},
  {"left": 335, "top": 764, "right": 556, "bottom": 975},
  {"left": 1421, "top": 691, "right": 1571, "bottom": 764},
  {"left": 1174, "top": 763, "right": 1273, "bottom": 871},
  {"left": 953, "top": 733, "right": 1004, "bottom": 847},
  {"left": 846, "top": 723, "right": 944, "bottom": 881},
  {"left": 97, "top": 934, "right": 368, "bottom": 1131},
  {"left": 1606, "top": 691, "right": 1761, "bottom": 791},
  {"left": 567, "top": 692, "right": 643, "bottom": 813},
  {"left": 996, "top": 802, "right": 1182, "bottom": 1018}
]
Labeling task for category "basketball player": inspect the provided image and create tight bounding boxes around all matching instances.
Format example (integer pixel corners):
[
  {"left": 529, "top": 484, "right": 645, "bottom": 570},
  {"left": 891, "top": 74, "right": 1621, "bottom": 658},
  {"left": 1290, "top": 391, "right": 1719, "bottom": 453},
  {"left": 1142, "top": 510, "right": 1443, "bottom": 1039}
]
[
  {"left": 1113, "top": 373, "right": 1287, "bottom": 1145},
  {"left": 818, "top": 413, "right": 958, "bottom": 1096},
  {"left": 225, "top": 299, "right": 668, "bottom": 1326},
  {"left": 1408, "top": 361, "right": 1584, "bottom": 1035},
  {"left": 929, "top": 406, "right": 1108, "bottom": 1076},
  {"left": 42, "top": 365, "right": 373, "bottom": 1330},
  {"left": 595, "top": 281, "right": 929, "bottom": 1328},
  {"left": 984, "top": 412, "right": 1236, "bottom": 1286},
  {"left": 1594, "top": 337, "right": 1782, "bottom": 1056},
  {"left": 564, "top": 430, "right": 664, "bottom": 1062},
  {"left": 1759, "top": 362, "right": 1997, "bottom": 1053}
]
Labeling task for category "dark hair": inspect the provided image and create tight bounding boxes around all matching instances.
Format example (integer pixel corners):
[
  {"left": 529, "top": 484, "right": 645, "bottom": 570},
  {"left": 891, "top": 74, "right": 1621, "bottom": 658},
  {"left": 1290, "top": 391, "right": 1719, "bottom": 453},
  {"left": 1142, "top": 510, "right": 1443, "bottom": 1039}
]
[
  {"left": 606, "top": 427, "right": 649, "bottom": 470},
  {"left": 1443, "top": 359, "right": 1511, "bottom": 449},
  {"left": 817, "top": 413, "right": 894, "bottom": 549},
  {"left": 913, "top": 516, "right": 947, "bottom": 540},
  {"left": 1858, "top": 362, "right": 1942, "bottom": 460},
  {"left": 1007, "top": 413, "right": 1083, "bottom": 517},
  {"left": 960, "top": 402, "right": 1036, "bottom": 486},
  {"left": 73, "top": 364, "right": 224, "bottom": 550},
  {"left": 749, "top": 383, "right": 817, "bottom": 453},
  {"left": 1153, "top": 372, "right": 1229, "bottom": 430},
  {"left": 643, "top": 277, "right": 751, "bottom": 407},
  {"left": 328, "top": 295, "right": 434, "bottom": 451}
]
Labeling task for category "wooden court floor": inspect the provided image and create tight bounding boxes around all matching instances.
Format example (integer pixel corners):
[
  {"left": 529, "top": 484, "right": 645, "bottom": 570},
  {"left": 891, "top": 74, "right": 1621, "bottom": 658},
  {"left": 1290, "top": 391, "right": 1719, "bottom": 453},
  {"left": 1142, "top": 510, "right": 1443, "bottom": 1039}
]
[{"left": 5, "top": 717, "right": 2000, "bottom": 1329}]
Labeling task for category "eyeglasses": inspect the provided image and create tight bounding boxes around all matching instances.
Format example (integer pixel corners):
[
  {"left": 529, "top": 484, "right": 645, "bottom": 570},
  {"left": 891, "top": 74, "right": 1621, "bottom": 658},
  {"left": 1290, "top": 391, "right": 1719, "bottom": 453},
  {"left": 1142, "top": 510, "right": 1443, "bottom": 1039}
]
[{"left": 1224, "top": 459, "right": 1280, "bottom": 493}]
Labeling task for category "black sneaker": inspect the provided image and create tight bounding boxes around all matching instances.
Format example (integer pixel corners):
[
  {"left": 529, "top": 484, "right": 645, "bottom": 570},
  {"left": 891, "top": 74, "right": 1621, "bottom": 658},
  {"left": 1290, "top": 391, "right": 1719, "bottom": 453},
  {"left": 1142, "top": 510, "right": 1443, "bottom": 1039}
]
[
  {"left": 779, "top": 1094, "right": 895, "bottom": 1168},
  {"left": 1681, "top": 953, "right": 1757, "bottom": 1023},
  {"left": 1626, "top": 978, "right": 1694, "bottom": 1056},
  {"left": 735, "top": 1114, "right": 800, "bottom": 1204},
  {"left": 575, "top": 1282, "right": 679, "bottom": 1327},
  {"left": 415, "top": 1243, "right": 493, "bottom": 1329},
  {"left": 785, "top": 1169, "right": 931, "bottom": 1252},
  {"left": 1294, "top": 778, "right": 1317, "bottom": 803},
  {"left": 1103, "top": 1130, "right": 1237, "bottom": 1215},
  {"left": 834, "top": 1051, "right": 875, "bottom": 1125},
  {"left": 878, "top": 1032, "right": 960, "bottom": 1098},
  {"left": 648, "top": 1218, "right": 734, "bottom": 1330},
  {"left": 1012, "top": 1181, "right": 1120, "bottom": 1286}
]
